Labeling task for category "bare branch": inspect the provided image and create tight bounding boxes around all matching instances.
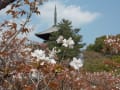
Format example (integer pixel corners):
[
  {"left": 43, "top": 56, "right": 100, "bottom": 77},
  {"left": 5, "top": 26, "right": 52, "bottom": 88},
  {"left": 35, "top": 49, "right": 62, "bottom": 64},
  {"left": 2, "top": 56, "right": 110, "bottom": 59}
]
[{"left": 0, "top": 0, "right": 16, "bottom": 10}]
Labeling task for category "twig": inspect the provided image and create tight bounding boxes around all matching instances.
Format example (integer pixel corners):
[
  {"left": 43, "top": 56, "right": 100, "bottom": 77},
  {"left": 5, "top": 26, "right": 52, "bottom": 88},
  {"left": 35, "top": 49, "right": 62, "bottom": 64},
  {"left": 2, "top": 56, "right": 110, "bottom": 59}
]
[{"left": 0, "top": 10, "right": 32, "bottom": 64}]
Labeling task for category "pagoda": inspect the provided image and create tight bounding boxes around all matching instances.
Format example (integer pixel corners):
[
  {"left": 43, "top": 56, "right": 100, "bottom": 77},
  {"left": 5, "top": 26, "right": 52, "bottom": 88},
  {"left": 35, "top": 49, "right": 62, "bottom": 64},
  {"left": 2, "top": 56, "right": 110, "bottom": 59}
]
[{"left": 35, "top": 5, "right": 59, "bottom": 40}]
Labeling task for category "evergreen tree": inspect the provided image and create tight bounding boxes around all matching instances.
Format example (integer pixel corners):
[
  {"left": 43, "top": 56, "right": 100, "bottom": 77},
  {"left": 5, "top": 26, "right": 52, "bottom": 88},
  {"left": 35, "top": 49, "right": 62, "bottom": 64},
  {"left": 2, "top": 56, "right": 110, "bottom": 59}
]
[{"left": 47, "top": 19, "right": 85, "bottom": 62}]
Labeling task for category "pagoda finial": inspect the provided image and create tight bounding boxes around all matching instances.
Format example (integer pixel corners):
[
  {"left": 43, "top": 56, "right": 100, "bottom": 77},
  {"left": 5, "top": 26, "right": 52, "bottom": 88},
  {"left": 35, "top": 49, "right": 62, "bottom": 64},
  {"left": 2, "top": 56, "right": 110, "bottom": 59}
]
[{"left": 54, "top": 4, "right": 57, "bottom": 26}]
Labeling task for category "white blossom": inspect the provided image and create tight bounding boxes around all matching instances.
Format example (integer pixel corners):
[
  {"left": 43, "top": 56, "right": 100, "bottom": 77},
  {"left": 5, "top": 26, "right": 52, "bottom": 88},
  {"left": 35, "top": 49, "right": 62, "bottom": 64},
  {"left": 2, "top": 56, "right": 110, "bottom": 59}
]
[
  {"left": 67, "top": 37, "right": 75, "bottom": 48},
  {"left": 49, "top": 58, "right": 56, "bottom": 64},
  {"left": 0, "top": 36, "right": 2, "bottom": 42},
  {"left": 49, "top": 47, "right": 60, "bottom": 58},
  {"left": 56, "top": 35, "right": 64, "bottom": 43},
  {"left": 30, "top": 69, "right": 38, "bottom": 79},
  {"left": 62, "top": 39, "right": 68, "bottom": 47},
  {"left": 22, "top": 47, "right": 32, "bottom": 52},
  {"left": 49, "top": 47, "right": 57, "bottom": 58},
  {"left": 45, "top": 57, "right": 56, "bottom": 64},
  {"left": 69, "top": 57, "right": 83, "bottom": 70},
  {"left": 31, "top": 49, "right": 56, "bottom": 64},
  {"left": 40, "top": 62, "right": 45, "bottom": 65},
  {"left": 0, "top": 31, "right": 3, "bottom": 42},
  {"left": 106, "top": 39, "right": 112, "bottom": 43},
  {"left": 106, "top": 35, "right": 109, "bottom": 39},
  {"left": 31, "top": 49, "right": 46, "bottom": 61},
  {"left": 62, "top": 37, "right": 75, "bottom": 48}
]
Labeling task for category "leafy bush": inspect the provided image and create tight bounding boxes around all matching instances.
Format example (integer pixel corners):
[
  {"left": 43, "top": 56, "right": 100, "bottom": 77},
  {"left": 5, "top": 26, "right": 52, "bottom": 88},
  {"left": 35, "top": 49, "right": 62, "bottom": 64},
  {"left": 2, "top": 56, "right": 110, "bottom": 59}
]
[
  {"left": 86, "top": 36, "right": 106, "bottom": 53},
  {"left": 83, "top": 51, "right": 108, "bottom": 72},
  {"left": 87, "top": 34, "right": 120, "bottom": 55}
]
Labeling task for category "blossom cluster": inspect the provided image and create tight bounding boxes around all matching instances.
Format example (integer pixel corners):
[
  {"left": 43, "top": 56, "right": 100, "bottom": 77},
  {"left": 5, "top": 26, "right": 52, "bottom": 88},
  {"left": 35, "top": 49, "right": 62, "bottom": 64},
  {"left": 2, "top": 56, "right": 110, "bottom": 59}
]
[
  {"left": 69, "top": 57, "right": 83, "bottom": 70},
  {"left": 31, "top": 49, "right": 83, "bottom": 70},
  {"left": 31, "top": 49, "right": 57, "bottom": 64},
  {"left": 56, "top": 35, "right": 75, "bottom": 48},
  {"left": 104, "top": 35, "right": 120, "bottom": 45},
  {"left": 104, "top": 35, "right": 120, "bottom": 54},
  {"left": 56, "top": 35, "right": 83, "bottom": 70}
]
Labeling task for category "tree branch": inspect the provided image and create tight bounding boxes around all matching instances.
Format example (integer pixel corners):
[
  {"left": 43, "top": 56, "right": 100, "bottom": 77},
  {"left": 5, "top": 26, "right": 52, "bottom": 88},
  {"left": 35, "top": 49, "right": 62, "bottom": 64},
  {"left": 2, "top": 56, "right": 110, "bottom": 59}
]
[
  {"left": 0, "top": 0, "right": 16, "bottom": 10},
  {"left": 1, "top": 11, "right": 32, "bottom": 52},
  {"left": 0, "top": 11, "right": 32, "bottom": 64}
]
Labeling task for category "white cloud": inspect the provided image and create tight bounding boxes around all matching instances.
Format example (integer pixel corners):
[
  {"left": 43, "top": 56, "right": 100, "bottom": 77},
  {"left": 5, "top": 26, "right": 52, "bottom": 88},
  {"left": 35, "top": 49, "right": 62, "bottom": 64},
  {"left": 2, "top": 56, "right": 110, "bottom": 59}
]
[
  {"left": 0, "top": 1, "right": 101, "bottom": 42},
  {"left": 39, "top": 1, "right": 100, "bottom": 27}
]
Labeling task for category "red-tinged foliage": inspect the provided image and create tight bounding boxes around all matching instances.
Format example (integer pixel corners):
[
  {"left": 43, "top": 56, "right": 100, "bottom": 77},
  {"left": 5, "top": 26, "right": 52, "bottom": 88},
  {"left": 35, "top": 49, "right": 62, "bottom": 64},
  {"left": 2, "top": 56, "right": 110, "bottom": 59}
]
[
  {"left": 24, "top": 0, "right": 30, "bottom": 5},
  {"left": 0, "top": 0, "right": 120, "bottom": 90},
  {"left": 48, "top": 81, "right": 59, "bottom": 90},
  {"left": 20, "top": 10, "right": 26, "bottom": 16},
  {"left": 0, "top": 58, "right": 120, "bottom": 90},
  {"left": 21, "top": 28, "right": 29, "bottom": 34},
  {"left": 23, "top": 85, "right": 34, "bottom": 90},
  {"left": 16, "top": 63, "right": 32, "bottom": 73},
  {"left": 104, "top": 60, "right": 120, "bottom": 68}
]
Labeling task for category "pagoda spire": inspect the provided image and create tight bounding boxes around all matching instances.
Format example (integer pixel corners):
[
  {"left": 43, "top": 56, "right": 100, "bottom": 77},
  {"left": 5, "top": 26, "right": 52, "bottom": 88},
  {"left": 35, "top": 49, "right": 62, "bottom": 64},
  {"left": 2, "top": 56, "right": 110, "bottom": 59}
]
[
  {"left": 54, "top": 4, "right": 57, "bottom": 26},
  {"left": 35, "top": 1, "right": 59, "bottom": 40}
]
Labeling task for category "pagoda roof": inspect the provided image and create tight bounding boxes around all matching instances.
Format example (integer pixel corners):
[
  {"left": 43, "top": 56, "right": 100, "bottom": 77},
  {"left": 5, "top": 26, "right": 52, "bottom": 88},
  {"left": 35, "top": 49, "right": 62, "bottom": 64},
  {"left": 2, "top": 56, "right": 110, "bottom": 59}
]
[
  {"left": 35, "top": 5, "right": 58, "bottom": 40},
  {"left": 35, "top": 26, "right": 59, "bottom": 40}
]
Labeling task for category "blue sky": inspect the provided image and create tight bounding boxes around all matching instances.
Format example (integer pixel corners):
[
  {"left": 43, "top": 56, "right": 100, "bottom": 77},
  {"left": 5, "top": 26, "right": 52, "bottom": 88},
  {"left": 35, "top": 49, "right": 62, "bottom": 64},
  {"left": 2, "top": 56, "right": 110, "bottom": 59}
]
[
  {"left": 61, "top": 0, "right": 120, "bottom": 45},
  {"left": 73, "top": 0, "right": 120, "bottom": 45},
  {"left": 0, "top": 0, "right": 120, "bottom": 46}
]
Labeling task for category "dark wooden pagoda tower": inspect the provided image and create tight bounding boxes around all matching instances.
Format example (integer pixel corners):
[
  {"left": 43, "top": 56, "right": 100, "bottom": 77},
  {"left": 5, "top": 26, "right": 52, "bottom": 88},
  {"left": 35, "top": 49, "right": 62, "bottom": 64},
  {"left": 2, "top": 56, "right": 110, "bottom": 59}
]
[{"left": 35, "top": 5, "right": 59, "bottom": 40}]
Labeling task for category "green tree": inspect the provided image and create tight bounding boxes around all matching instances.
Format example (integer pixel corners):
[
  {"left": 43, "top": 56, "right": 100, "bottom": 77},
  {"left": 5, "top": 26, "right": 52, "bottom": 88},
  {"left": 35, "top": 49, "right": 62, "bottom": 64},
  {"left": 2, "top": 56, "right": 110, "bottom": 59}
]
[
  {"left": 47, "top": 19, "right": 85, "bottom": 62},
  {"left": 86, "top": 35, "right": 106, "bottom": 53}
]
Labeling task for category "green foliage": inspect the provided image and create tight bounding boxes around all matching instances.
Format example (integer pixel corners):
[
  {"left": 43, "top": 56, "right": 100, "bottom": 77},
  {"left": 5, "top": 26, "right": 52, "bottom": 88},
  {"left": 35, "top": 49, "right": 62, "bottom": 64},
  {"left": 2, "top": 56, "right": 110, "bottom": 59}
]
[
  {"left": 83, "top": 51, "right": 120, "bottom": 72},
  {"left": 94, "top": 36, "right": 106, "bottom": 52},
  {"left": 86, "top": 44, "right": 95, "bottom": 51},
  {"left": 87, "top": 34, "right": 120, "bottom": 55},
  {"left": 47, "top": 19, "right": 85, "bottom": 62},
  {"left": 86, "top": 35, "right": 106, "bottom": 53},
  {"left": 83, "top": 51, "right": 108, "bottom": 72},
  {"left": 111, "top": 55, "right": 120, "bottom": 63}
]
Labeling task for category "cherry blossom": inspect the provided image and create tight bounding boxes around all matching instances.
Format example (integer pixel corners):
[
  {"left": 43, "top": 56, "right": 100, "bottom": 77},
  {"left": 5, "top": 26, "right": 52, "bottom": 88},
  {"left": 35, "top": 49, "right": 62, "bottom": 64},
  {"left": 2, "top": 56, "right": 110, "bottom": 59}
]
[
  {"left": 56, "top": 36, "right": 75, "bottom": 48},
  {"left": 56, "top": 35, "right": 64, "bottom": 44},
  {"left": 49, "top": 47, "right": 58, "bottom": 58},
  {"left": 31, "top": 49, "right": 46, "bottom": 61},
  {"left": 30, "top": 69, "right": 39, "bottom": 79},
  {"left": 62, "top": 37, "right": 75, "bottom": 48},
  {"left": 22, "top": 47, "right": 32, "bottom": 52},
  {"left": 48, "top": 58, "right": 56, "bottom": 64},
  {"left": 69, "top": 57, "right": 83, "bottom": 70},
  {"left": 104, "top": 35, "right": 120, "bottom": 54},
  {"left": 31, "top": 49, "right": 56, "bottom": 64},
  {"left": 67, "top": 37, "right": 75, "bottom": 48},
  {"left": 62, "top": 39, "right": 68, "bottom": 47},
  {"left": 45, "top": 57, "right": 56, "bottom": 64}
]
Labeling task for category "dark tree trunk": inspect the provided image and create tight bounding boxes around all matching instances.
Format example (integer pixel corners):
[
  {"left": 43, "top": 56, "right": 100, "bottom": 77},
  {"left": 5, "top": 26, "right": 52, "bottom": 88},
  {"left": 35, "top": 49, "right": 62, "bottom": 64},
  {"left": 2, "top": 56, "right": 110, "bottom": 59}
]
[{"left": 0, "top": 0, "right": 16, "bottom": 10}]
